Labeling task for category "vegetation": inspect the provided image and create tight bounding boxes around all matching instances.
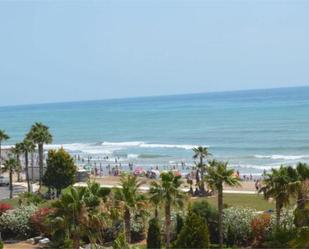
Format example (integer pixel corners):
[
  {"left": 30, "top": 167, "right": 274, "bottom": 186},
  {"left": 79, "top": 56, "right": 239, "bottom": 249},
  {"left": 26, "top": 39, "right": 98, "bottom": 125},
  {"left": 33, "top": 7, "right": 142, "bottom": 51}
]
[
  {"left": 43, "top": 148, "right": 77, "bottom": 197},
  {"left": 205, "top": 160, "right": 240, "bottom": 249},
  {"left": 115, "top": 174, "right": 146, "bottom": 243},
  {"left": 149, "top": 171, "right": 185, "bottom": 249},
  {"left": 146, "top": 218, "right": 161, "bottom": 249},
  {"left": 259, "top": 166, "right": 293, "bottom": 228},
  {"left": 192, "top": 146, "right": 211, "bottom": 193},
  {"left": 174, "top": 208, "right": 209, "bottom": 249},
  {"left": 19, "top": 139, "right": 36, "bottom": 192},
  {"left": 3, "top": 157, "right": 19, "bottom": 199},
  {"left": 0, "top": 137, "right": 308, "bottom": 248},
  {"left": 27, "top": 122, "right": 53, "bottom": 189},
  {"left": 0, "top": 129, "right": 10, "bottom": 170}
]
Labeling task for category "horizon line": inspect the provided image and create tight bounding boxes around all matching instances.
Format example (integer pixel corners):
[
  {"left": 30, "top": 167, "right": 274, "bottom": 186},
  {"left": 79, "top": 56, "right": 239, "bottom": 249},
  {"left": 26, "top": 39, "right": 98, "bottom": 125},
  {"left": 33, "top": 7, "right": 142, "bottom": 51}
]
[{"left": 1, "top": 84, "right": 309, "bottom": 109}]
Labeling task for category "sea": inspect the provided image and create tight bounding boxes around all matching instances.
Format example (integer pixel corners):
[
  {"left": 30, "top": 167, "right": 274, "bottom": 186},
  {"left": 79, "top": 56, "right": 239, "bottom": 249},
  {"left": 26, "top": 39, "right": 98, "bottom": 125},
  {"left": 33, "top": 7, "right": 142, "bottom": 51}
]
[{"left": 1, "top": 86, "right": 309, "bottom": 175}]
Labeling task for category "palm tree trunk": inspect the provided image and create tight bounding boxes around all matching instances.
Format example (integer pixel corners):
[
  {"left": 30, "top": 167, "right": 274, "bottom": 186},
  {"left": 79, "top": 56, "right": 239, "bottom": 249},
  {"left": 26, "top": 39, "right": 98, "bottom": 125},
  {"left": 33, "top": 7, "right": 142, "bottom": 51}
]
[
  {"left": 200, "top": 157, "right": 205, "bottom": 193},
  {"left": 9, "top": 169, "right": 13, "bottom": 199},
  {"left": 275, "top": 201, "right": 281, "bottom": 229},
  {"left": 297, "top": 191, "right": 305, "bottom": 209},
  {"left": 218, "top": 187, "right": 224, "bottom": 249},
  {"left": 155, "top": 207, "right": 159, "bottom": 219},
  {"left": 165, "top": 202, "right": 171, "bottom": 249},
  {"left": 124, "top": 207, "right": 131, "bottom": 243},
  {"left": 72, "top": 234, "right": 80, "bottom": 249},
  {"left": 25, "top": 151, "right": 30, "bottom": 192},
  {"left": 38, "top": 143, "right": 43, "bottom": 189},
  {"left": 31, "top": 152, "right": 34, "bottom": 182},
  {"left": 16, "top": 154, "right": 20, "bottom": 182}
]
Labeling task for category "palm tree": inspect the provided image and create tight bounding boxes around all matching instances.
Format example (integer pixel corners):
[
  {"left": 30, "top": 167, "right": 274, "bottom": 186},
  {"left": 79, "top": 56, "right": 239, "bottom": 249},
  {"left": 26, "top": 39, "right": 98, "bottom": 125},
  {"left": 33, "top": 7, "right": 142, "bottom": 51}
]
[
  {"left": 205, "top": 160, "right": 240, "bottom": 249},
  {"left": 19, "top": 139, "right": 36, "bottom": 192},
  {"left": 0, "top": 130, "right": 10, "bottom": 175},
  {"left": 50, "top": 183, "right": 111, "bottom": 248},
  {"left": 259, "top": 166, "right": 292, "bottom": 229},
  {"left": 288, "top": 163, "right": 309, "bottom": 209},
  {"left": 51, "top": 187, "right": 87, "bottom": 249},
  {"left": 11, "top": 143, "right": 23, "bottom": 182},
  {"left": 149, "top": 171, "right": 185, "bottom": 249},
  {"left": 115, "top": 174, "right": 146, "bottom": 243},
  {"left": 3, "top": 157, "right": 19, "bottom": 199},
  {"left": 27, "top": 122, "right": 52, "bottom": 189},
  {"left": 193, "top": 146, "right": 211, "bottom": 192}
]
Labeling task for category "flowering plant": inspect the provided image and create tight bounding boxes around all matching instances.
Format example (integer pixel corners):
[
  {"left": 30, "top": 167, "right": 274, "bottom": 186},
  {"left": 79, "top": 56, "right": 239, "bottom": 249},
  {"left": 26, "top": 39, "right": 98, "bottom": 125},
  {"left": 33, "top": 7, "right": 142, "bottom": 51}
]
[
  {"left": 0, "top": 203, "right": 12, "bottom": 216},
  {"left": 0, "top": 205, "right": 38, "bottom": 238},
  {"left": 223, "top": 207, "right": 257, "bottom": 245}
]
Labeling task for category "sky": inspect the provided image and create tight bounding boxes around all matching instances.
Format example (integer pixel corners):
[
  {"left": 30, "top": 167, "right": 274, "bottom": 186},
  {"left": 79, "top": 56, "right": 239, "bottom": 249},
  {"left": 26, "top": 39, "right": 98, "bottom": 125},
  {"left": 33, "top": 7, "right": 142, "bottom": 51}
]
[{"left": 0, "top": 0, "right": 308, "bottom": 106}]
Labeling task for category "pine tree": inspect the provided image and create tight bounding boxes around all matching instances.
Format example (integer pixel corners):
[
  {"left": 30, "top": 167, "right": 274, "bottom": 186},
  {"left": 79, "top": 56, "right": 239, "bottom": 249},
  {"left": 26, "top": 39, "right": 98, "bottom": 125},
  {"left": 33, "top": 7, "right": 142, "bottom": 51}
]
[
  {"left": 174, "top": 209, "right": 209, "bottom": 249},
  {"left": 43, "top": 148, "right": 77, "bottom": 196},
  {"left": 147, "top": 218, "right": 161, "bottom": 249}
]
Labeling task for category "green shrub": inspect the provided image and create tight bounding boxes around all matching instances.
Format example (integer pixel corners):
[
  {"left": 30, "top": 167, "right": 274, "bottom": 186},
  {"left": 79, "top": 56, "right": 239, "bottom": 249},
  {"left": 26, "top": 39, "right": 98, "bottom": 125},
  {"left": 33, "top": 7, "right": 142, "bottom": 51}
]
[
  {"left": 113, "top": 232, "right": 129, "bottom": 249},
  {"left": 222, "top": 207, "right": 256, "bottom": 246},
  {"left": 0, "top": 241, "right": 3, "bottom": 249},
  {"left": 174, "top": 209, "right": 209, "bottom": 249},
  {"left": 290, "top": 226, "right": 309, "bottom": 248},
  {"left": 191, "top": 200, "right": 219, "bottom": 243},
  {"left": 147, "top": 218, "right": 161, "bottom": 249},
  {"left": 294, "top": 207, "right": 309, "bottom": 227},
  {"left": 263, "top": 228, "right": 297, "bottom": 248},
  {"left": 0, "top": 205, "right": 37, "bottom": 239},
  {"left": 18, "top": 192, "right": 44, "bottom": 206}
]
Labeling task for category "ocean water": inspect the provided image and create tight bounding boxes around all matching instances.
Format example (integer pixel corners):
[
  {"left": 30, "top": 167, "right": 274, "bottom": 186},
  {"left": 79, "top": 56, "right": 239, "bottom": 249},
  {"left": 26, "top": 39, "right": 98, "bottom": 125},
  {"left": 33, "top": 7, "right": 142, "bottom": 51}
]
[{"left": 1, "top": 86, "right": 309, "bottom": 174}]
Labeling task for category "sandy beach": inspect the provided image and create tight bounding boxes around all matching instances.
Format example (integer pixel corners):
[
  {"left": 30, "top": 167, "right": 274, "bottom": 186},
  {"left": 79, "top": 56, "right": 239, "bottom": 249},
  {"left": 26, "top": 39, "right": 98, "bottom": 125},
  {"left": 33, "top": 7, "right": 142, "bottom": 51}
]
[{"left": 86, "top": 175, "right": 257, "bottom": 193}]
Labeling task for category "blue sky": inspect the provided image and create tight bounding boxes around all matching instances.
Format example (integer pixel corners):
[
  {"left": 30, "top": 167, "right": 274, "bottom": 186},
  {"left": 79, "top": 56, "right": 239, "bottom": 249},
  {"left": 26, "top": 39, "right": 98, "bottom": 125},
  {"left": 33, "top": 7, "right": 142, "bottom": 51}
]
[{"left": 0, "top": 0, "right": 308, "bottom": 106}]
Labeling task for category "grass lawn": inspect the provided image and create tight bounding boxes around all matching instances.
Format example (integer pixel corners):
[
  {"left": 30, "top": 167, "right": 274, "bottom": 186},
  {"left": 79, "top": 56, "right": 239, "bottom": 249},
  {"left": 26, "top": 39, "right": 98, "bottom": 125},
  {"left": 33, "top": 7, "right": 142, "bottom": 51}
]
[{"left": 192, "top": 193, "right": 275, "bottom": 211}]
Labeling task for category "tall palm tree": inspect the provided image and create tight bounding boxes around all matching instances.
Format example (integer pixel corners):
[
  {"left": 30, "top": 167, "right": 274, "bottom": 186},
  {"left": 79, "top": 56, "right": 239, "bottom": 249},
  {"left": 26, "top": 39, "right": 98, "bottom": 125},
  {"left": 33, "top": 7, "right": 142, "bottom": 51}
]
[
  {"left": 0, "top": 130, "right": 10, "bottom": 175},
  {"left": 205, "top": 160, "right": 240, "bottom": 249},
  {"left": 19, "top": 139, "right": 36, "bottom": 192},
  {"left": 149, "top": 171, "right": 185, "bottom": 249},
  {"left": 3, "top": 157, "right": 19, "bottom": 199},
  {"left": 27, "top": 122, "right": 52, "bottom": 188},
  {"left": 259, "top": 166, "right": 292, "bottom": 229},
  {"left": 11, "top": 143, "right": 23, "bottom": 182},
  {"left": 193, "top": 146, "right": 211, "bottom": 192},
  {"left": 115, "top": 174, "right": 146, "bottom": 243}
]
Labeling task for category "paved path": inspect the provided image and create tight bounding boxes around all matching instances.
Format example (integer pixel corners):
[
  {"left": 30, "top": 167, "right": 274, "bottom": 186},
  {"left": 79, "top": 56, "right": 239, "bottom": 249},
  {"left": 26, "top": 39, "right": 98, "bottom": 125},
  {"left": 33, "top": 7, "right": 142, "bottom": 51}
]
[{"left": 0, "top": 183, "right": 39, "bottom": 200}]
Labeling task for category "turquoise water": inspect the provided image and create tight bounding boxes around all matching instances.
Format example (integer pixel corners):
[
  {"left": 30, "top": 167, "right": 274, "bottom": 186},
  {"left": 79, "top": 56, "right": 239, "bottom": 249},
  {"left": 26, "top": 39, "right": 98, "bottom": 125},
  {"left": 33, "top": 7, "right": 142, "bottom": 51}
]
[{"left": 1, "top": 86, "right": 309, "bottom": 174}]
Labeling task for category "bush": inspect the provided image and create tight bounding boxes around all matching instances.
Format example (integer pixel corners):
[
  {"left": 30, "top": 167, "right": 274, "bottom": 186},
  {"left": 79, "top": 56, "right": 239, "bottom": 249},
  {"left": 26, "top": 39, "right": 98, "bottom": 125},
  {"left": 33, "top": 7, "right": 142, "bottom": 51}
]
[
  {"left": 222, "top": 207, "right": 256, "bottom": 246},
  {"left": 291, "top": 226, "right": 309, "bottom": 248},
  {"left": 251, "top": 213, "right": 271, "bottom": 247},
  {"left": 294, "top": 207, "right": 309, "bottom": 227},
  {"left": 263, "top": 228, "right": 297, "bottom": 248},
  {"left": 19, "top": 192, "right": 44, "bottom": 206},
  {"left": 131, "top": 215, "right": 146, "bottom": 242},
  {"left": 0, "top": 205, "right": 37, "bottom": 239},
  {"left": 113, "top": 232, "right": 129, "bottom": 249},
  {"left": 0, "top": 241, "right": 3, "bottom": 249},
  {"left": 0, "top": 203, "right": 12, "bottom": 216},
  {"left": 174, "top": 209, "right": 209, "bottom": 249},
  {"left": 147, "top": 218, "right": 161, "bottom": 249},
  {"left": 30, "top": 207, "right": 54, "bottom": 235},
  {"left": 191, "top": 200, "right": 219, "bottom": 243}
]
